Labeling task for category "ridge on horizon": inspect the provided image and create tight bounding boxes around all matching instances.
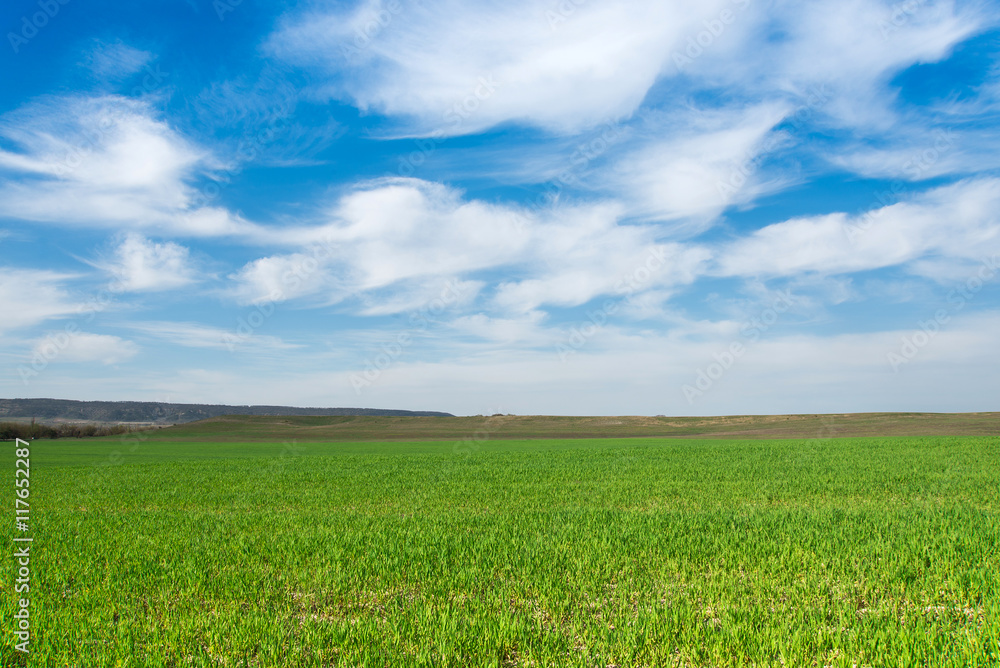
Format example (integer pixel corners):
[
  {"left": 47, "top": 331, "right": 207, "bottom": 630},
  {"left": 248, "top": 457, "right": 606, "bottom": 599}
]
[{"left": 0, "top": 398, "right": 454, "bottom": 424}]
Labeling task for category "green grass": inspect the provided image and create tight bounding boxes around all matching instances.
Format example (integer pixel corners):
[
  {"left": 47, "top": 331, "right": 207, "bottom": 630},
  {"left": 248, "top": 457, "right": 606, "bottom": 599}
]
[{"left": 2, "top": 434, "right": 999, "bottom": 666}]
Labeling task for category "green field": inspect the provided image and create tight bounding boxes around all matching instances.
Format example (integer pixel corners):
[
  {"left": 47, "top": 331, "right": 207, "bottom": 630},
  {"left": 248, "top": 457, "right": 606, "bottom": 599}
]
[{"left": 3, "top": 431, "right": 999, "bottom": 666}]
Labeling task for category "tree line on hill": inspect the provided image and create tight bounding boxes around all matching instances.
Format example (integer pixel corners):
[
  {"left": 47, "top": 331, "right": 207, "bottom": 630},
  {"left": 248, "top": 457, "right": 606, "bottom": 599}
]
[
  {"left": 0, "top": 421, "right": 147, "bottom": 441},
  {"left": 0, "top": 398, "right": 453, "bottom": 424}
]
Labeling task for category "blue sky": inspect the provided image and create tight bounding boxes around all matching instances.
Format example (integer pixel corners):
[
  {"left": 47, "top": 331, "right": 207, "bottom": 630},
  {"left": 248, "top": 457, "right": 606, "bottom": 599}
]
[{"left": 1, "top": 0, "right": 999, "bottom": 416}]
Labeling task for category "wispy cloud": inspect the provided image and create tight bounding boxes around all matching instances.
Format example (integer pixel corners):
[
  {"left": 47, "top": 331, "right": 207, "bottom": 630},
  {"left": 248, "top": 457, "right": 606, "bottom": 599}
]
[
  {"left": 126, "top": 321, "right": 301, "bottom": 353},
  {"left": 82, "top": 40, "right": 153, "bottom": 82},
  {"left": 0, "top": 270, "right": 81, "bottom": 334},
  {"left": 0, "top": 95, "right": 257, "bottom": 238},
  {"left": 714, "top": 178, "right": 1000, "bottom": 279},
  {"left": 267, "top": 0, "right": 737, "bottom": 135},
  {"left": 605, "top": 102, "right": 791, "bottom": 229},
  {"left": 228, "top": 178, "right": 710, "bottom": 314},
  {"left": 30, "top": 331, "right": 138, "bottom": 365}
]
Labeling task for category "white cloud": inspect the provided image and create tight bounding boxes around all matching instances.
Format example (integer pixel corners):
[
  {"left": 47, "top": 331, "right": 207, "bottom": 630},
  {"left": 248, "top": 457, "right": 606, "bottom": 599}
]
[
  {"left": 606, "top": 103, "right": 790, "bottom": 227},
  {"left": 0, "top": 95, "right": 258, "bottom": 238},
  {"left": 0, "top": 96, "right": 197, "bottom": 191},
  {"left": 493, "top": 240, "right": 708, "bottom": 314},
  {"left": 355, "top": 278, "right": 483, "bottom": 316},
  {"left": 230, "top": 178, "right": 533, "bottom": 305},
  {"left": 229, "top": 178, "right": 710, "bottom": 313},
  {"left": 715, "top": 178, "right": 1000, "bottom": 278},
  {"left": 826, "top": 137, "right": 965, "bottom": 182},
  {"left": 267, "top": 0, "right": 735, "bottom": 135},
  {"left": 330, "top": 178, "right": 532, "bottom": 287},
  {"left": 266, "top": 0, "right": 988, "bottom": 141},
  {"left": 31, "top": 332, "right": 138, "bottom": 365},
  {"left": 0, "top": 270, "right": 79, "bottom": 333},
  {"left": 229, "top": 253, "right": 329, "bottom": 305},
  {"left": 99, "top": 233, "right": 197, "bottom": 292},
  {"left": 448, "top": 310, "right": 550, "bottom": 346},
  {"left": 693, "top": 0, "right": 986, "bottom": 131},
  {"left": 126, "top": 321, "right": 301, "bottom": 353},
  {"left": 824, "top": 119, "right": 1000, "bottom": 183}
]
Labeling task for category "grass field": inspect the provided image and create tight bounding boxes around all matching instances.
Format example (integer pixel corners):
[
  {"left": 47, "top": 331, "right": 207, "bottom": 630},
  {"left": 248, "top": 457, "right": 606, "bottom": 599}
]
[{"left": 2, "top": 430, "right": 999, "bottom": 666}]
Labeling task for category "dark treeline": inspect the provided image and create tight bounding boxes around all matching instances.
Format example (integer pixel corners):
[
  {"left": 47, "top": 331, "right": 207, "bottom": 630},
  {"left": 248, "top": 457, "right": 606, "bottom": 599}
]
[
  {"left": 0, "top": 398, "right": 453, "bottom": 423},
  {"left": 0, "top": 421, "right": 148, "bottom": 440}
]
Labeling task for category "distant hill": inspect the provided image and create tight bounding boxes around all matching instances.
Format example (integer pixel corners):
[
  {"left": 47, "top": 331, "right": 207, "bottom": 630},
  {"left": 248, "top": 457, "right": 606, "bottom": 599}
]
[
  {"left": 0, "top": 398, "right": 453, "bottom": 424},
  {"left": 149, "top": 411, "right": 1000, "bottom": 442}
]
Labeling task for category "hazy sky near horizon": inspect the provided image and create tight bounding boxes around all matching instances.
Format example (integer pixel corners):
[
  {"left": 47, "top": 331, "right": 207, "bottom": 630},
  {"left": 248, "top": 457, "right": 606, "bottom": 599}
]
[{"left": 1, "top": 0, "right": 999, "bottom": 416}]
